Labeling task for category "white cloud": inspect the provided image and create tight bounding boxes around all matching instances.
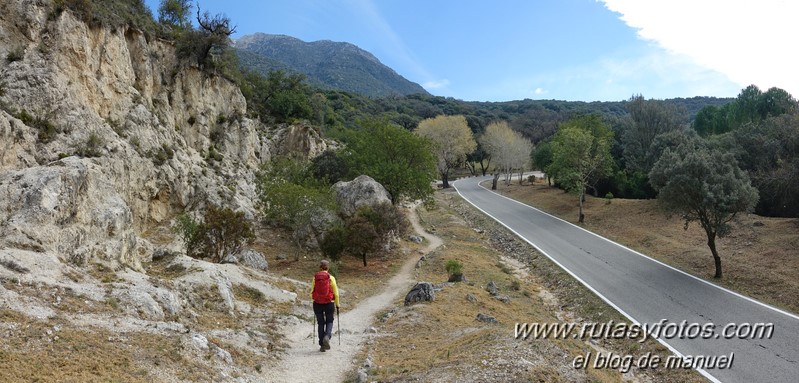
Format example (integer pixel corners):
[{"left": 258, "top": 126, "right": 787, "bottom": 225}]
[
  {"left": 423, "top": 79, "right": 451, "bottom": 90},
  {"left": 485, "top": 47, "right": 740, "bottom": 102},
  {"left": 601, "top": 0, "right": 799, "bottom": 96}
]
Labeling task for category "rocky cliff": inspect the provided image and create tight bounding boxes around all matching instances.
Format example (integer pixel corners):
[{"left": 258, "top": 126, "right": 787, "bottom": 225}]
[
  {"left": 0, "top": 2, "right": 324, "bottom": 380},
  {"left": 0, "top": 1, "right": 328, "bottom": 271}
]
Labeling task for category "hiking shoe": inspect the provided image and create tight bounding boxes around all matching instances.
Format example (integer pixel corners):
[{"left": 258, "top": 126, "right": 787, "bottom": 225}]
[
  {"left": 322, "top": 335, "right": 331, "bottom": 350},
  {"left": 319, "top": 346, "right": 326, "bottom": 352}
]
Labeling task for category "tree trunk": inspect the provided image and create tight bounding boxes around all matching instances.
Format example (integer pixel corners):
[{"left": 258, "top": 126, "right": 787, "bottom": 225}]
[
  {"left": 707, "top": 232, "right": 722, "bottom": 278},
  {"left": 441, "top": 171, "right": 450, "bottom": 188},
  {"left": 578, "top": 189, "right": 585, "bottom": 223},
  {"left": 362, "top": 252, "right": 368, "bottom": 267},
  {"left": 492, "top": 173, "right": 499, "bottom": 190}
]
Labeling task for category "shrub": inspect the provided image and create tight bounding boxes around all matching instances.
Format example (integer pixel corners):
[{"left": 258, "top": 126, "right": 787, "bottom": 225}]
[
  {"left": 445, "top": 259, "right": 463, "bottom": 281},
  {"left": 175, "top": 206, "right": 255, "bottom": 263},
  {"left": 52, "top": 0, "right": 161, "bottom": 37},
  {"left": 174, "top": 213, "right": 202, "bottom": 257},
  {"left": 16, "top": 110, "right": 57, "bottom": 143},
  {"left": 605, "top": 192, "right": 614, "bottom": 204},
  {"left": 345, "top": 214, "right": 380, "bottom": 267},
  {"left": 342, "top": 203, "right": 409, "bottom": 267},
  {"left": 149, "top": 143, "right": 175, "bottom": 165},
  {"left": 76, "top": 132, "right": 103, "bottom": 157},
  {"left": 311, "top": 150, "right": 348, "bottom": 185},
  {"left": 355, "top": 202, "right": 410, "bottom": 244},
  {"left": 6, "top": 47, "right": 24, "bottom": 63},
  {"left": 319, "top": 224, "right": 347, "bottom": 262}
]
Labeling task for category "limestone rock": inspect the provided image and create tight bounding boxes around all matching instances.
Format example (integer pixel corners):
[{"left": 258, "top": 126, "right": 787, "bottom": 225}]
[
  {"left": 404, "top": 282, "right": 435, "bottom": 305},
  {"left": 333, "top": 175, "right": 392, "bottom": 217}
]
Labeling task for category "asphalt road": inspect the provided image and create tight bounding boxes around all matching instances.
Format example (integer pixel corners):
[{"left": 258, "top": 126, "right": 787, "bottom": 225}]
[{"left": 453, "top": 176, "right": 799, "bottom": 383}]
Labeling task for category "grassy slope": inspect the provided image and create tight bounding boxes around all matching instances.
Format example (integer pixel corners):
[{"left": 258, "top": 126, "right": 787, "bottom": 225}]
[{"left": 490, "top": 179, "right": 799, "bottom": 315}]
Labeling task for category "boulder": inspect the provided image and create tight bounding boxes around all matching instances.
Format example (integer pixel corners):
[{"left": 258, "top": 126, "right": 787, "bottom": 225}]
[
  {"left": 332, "top": 175, "right": 392, "bottom": 217},
  {"left": 404, "top": 282, "right": 435, "bottom": 305},
  {"left": 222, "top": 249, "right": 269, "bottom": 271},
  {"left": 476, "top": 313, "right": 498, "bottom": 323}
]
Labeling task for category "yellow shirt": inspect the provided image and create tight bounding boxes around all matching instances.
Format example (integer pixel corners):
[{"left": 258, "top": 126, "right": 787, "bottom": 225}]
[{"left": 310, "top": 271, "right": 340, "bottom": 307}]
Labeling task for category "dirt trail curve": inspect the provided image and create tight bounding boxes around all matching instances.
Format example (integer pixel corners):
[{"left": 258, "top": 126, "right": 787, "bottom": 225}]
[{"left": 263, "top": 203, "right": 442, "bottom": 383}]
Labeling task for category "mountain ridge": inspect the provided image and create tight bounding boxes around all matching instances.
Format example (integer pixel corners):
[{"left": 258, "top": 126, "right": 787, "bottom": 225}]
[{"left": 234, "top": 33, "right": 429, "bottom": 98}]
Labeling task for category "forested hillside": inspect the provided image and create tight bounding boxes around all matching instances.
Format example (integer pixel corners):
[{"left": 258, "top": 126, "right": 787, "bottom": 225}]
[{"left": 234, "top": 33, "right": 429, "bottom": 98}]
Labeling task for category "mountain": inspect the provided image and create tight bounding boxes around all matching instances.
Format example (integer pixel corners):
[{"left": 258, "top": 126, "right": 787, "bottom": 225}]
[{"left": 234, "top": 33, "right": 429, "bottom": 98}]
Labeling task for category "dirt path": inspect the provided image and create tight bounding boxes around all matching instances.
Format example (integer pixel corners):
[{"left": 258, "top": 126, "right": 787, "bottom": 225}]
[{"left": 263, "top": 204, "right": 442, "bottom": 383}]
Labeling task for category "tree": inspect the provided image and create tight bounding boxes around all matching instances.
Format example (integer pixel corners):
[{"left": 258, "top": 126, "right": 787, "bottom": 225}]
[
  {"left": 175, "top": 6, "right": 236, "bottom": 73},
  {"left": 415, "top": 115, "right": 476, "bottom": 188},
  {"left": 343, "top": 203, "right": 409, "bottom": 267},
  {"left": 621, "top": 94, "right": 684, "bottom": 174},
  {"left": 466, "top": 141, "right": 491, "bottom": 176},
  {"left": 548, "top": 115, "right": 614, "bottom": 223},
  {"left": 532, "top": 138, "right": 553, "bottom": 185},
  {"left": 345, "top": 214, "right": 380, "bottom": 267},
  {"left": 479, "top": 121, "right": 532, "bottom": 188},
  {"left": 649, "top": 142, "right": 759, "bottom": 278},
  {"left": 343, "top": 118, "right": 436, "bottom": 204},
  {"left": 256, "top": 157, "right": 336, "bottom": 257},
  {"left": 157, "top": 0, "right": 192, "bottom": 34}
]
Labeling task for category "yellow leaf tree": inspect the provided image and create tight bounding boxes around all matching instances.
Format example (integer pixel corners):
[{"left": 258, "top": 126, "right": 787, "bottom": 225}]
[{"left": 415, "top": 115, "right": 477, "bottom": 188}]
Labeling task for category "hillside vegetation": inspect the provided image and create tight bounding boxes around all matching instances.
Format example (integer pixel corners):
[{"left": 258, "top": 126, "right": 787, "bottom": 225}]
[{"left": 234, "top": 33, "right": 429, "bottom": 98}]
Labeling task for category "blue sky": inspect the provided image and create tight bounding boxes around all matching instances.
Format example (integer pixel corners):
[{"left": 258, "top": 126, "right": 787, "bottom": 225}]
[{"left": 143, "top": 0, "right": 796, "bottom": 102}]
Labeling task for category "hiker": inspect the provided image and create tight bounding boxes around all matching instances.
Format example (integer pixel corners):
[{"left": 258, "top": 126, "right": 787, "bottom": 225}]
[{"left": 311, "top": 259, "right": 339, "bottom": 352}]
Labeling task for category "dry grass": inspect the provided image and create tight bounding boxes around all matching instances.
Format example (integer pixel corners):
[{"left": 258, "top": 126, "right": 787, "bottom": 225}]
[
  {"left": 0, "top": 309, "right": 216, "bottom": 382},
  {"left": 490, "top": 179, "right": 799, "bottom": 314},
  {"left": 357, "top": 190, "right": 703, "bottom": 382}
]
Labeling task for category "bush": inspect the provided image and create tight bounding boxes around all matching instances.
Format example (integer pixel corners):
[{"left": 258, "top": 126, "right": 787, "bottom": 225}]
[
  {"left": 53, "top": 0, "right": 161, "bottom": 37},
  {"left": 355, "top": 203, "right": 410, "bottom": 244},
  {"left": 76, "top": 132, "right": 103, "bottom": 157},
  {"left": 6, "top": 48, "right": 23, "bottom": 63},
  {"left": 345, "top": 214, "right": 380, "bottom": 267},
  {"left": 174, "top": 213, "right": 202, "bottom": 257},
  {"left": 16, "top": 110, "right": 57, "bottom": 143},
  {"left": 343, "top": 203, "right": 409, "bottom": 267},
  {"left": 174, "top": 206, "right": 254, "bottom": 263},
  {"left": 445, "top": 259, "right": 463, "bottom": 281},
  {"left": 527, "top": 174, "right": 536, "bottom": 184},
  {"left": 311, "top": 150, "right": 349, "bottom": 185},
  {"left": 149, "top": 143, "right": 175, "bottom": 165},
  {"left": 320, "top": 224, "right": 347, "bottom": 262}
]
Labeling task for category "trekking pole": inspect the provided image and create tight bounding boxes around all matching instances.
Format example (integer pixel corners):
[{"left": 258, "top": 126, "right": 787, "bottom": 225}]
[
  {"left": 337, "top": 306, "right": 341, "bottom": 346},
  {"left": 312, "top": 315, "right": 315, "bottom": 345}
]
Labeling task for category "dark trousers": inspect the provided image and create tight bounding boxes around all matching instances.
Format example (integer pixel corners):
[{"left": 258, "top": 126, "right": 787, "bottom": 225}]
[{"left": 313, "top": 302, "right": 335, "bottom": 345}]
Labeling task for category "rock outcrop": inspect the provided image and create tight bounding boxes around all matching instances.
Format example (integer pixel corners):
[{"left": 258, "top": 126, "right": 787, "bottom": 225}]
[
  {"left": 332, "top": 175, "right": 392, "bottom": 217},
  {"left": 0, "top": 3, "right": 331, "bottom": 269},
  {"left": 0, "top": 3, "right": 328, "bottom": 380}
]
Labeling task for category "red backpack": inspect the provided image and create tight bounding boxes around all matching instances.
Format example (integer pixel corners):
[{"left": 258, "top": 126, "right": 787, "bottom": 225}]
[{"left": 313, "top": 271, "right": 334, "bottom": 304}]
